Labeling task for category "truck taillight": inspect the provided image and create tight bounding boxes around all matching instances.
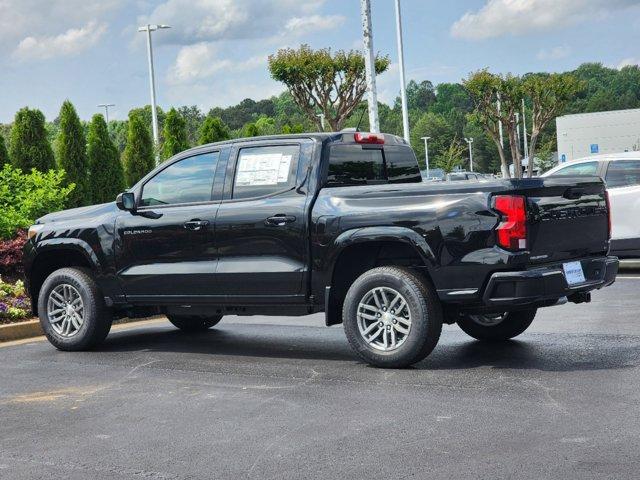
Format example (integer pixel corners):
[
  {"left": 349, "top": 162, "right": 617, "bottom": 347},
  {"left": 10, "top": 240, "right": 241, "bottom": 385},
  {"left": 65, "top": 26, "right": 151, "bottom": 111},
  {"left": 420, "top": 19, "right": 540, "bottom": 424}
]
[
  {"left": 605, "top": 190, "right": 612, "bottom": 240},
  {"left": 493, "top": 195, "right": 527, "bottom": 251},
  {"left": 354, "top": 132, "right": 384, "bottom": 144}
]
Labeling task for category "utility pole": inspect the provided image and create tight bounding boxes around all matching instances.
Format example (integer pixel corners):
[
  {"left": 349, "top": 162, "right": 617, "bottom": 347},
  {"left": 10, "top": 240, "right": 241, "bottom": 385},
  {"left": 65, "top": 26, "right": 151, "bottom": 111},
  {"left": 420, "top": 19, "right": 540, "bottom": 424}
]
[
  {"left": 138, "top": 23, "right": 170, "bottom": 164},
  {"left": 464, "top": 137, "right": 474, "bottom": 172},
  {"left": 515, "top": 112, "right": 521, "bottom": 153},
  {"left": 360, "top": 0, "right": 379, "bottom": 133},
  {"left": 521, "top": 98, "right": 528, "bottom": 159},
  {"left": 497, "top": 94, "right": 507, "bottom": 177},
  {"left": 421, "top": 136, "right": 431, "bottom": 179},
  {"left": 97, "top": 103, "right": 115, "bottom": 123},
  {"left": 394, "top": 0, "right": 409, "bottom": 142}
]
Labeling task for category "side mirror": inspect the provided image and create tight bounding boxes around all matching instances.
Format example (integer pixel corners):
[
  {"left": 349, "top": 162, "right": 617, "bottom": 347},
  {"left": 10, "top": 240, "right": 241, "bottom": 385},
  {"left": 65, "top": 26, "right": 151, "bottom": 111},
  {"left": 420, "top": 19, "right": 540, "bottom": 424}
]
[{"left": 116, "top": 192, "right": 136, "bottom": 212}]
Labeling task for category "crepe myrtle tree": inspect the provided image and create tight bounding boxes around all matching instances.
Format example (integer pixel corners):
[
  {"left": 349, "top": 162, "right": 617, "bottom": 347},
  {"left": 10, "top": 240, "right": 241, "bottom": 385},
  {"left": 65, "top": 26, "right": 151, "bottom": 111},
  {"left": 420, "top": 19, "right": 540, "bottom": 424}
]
[
  {"left": 268, "top": 44, "right": 390, "bottom": 131},
  {"left": 464, "top": 70, "right": 520, "bottom": 178},
  {"left": 522, "top": 73, "right": 585, "bottom": 177}
]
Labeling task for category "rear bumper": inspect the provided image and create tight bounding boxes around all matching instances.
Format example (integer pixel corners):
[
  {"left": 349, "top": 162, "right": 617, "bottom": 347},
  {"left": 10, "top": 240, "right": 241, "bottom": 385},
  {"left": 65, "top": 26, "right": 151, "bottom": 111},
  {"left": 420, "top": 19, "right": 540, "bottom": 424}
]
[{"left": 482, "top": 256, "right": 618, "bottom": 308}]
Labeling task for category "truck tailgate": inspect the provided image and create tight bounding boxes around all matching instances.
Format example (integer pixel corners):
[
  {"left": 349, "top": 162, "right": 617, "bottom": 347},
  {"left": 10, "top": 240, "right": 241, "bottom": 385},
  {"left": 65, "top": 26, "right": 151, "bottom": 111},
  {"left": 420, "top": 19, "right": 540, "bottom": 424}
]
[{"left": 502, "top": 176, "right": 610, "bottom": 263}]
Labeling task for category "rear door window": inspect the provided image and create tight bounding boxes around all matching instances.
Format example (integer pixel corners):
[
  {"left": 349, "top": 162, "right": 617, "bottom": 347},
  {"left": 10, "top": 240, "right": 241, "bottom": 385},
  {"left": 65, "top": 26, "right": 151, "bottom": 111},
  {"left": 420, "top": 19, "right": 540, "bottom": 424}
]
[
  {"left": 605, "top": 160, "right": 640, "bottom": 188},
  {"left": 232, "top": 145, "right": 299, "bottom": 200}
]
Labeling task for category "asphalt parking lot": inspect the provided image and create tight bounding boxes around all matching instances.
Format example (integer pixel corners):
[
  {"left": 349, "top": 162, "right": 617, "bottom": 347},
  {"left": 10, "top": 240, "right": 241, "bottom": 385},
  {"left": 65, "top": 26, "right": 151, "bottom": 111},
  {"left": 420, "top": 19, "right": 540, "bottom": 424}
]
[{"left": 1, "top": 275, "right": 639, "bottom": 480}]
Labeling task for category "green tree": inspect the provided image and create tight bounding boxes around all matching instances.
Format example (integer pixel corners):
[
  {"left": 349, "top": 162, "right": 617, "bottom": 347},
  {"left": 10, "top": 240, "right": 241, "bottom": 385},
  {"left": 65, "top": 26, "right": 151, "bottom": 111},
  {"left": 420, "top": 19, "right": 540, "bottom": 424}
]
[
  {"left": 161, "top": 107, "right": 189, "bottom": 160},
  {"left": 436, "top": 139, "right": 465, "bottom": 174},
  {"left": 87, "top": 114, "right": 125, "bottom": 204},
  {"left": 268, "top": 44, "right": 390, "bottom": 131},
  {"left": 56, "top": 100, "right": 89, "bottom": 206},
  {"left": 177, "top": 105, "right": 205, "bottom": 146},
  {"left": 0, "top": 134, "right": 9, "bottom": 166},
  {"left": 198, "top": 116, "right": 231, "bottom": 144},
  {"left": 255, "top": 116, "right": 277, "bottom": 136},
  {"left": 522, "top": 73, "right": 585, "bottom": 176},
  {"left": 123, "top": 111, "right": 155, "bottom": 187},
  {"left": 9, "top": 107, "right": 55, "bottom": 172},
  {"left": 410, "top": 112, "right": 455, "bottom": 168},
  {"left": 396, "top": 80, "right": 436, "bottom": 112},
  {"left": 242, "top": 123, "right": 259, "bottom": 137}
]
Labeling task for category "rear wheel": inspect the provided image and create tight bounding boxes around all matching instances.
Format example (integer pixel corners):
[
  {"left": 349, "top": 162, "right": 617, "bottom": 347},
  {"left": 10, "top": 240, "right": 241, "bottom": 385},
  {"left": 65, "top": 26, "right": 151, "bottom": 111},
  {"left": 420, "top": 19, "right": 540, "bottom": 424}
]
[
  {"left": 456, "top": 309, "right": 537, "bottom": 341},
  {"left": 167, "top": 314, "right": 223, "bottom": 332},
  {"left": 38, "top": 267, "right": 112, "bottom": 350},
  {"left": 343, "top": 266, "right": 443, "bottom": 368}
]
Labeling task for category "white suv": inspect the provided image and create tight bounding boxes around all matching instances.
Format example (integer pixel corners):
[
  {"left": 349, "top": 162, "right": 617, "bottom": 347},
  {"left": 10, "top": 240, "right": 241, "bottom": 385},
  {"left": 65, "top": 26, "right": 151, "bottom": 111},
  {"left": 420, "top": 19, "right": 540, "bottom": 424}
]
[{"left": 543, "top": 152, "right": 640, "bottom": 258}]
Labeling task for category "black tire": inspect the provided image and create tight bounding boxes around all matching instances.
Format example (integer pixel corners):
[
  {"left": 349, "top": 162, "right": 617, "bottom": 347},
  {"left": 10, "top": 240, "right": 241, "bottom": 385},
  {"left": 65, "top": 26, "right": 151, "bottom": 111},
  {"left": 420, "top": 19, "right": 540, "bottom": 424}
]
[
  {"left": 343, "top": 266, "right": 443, "bottom": 368},
  {"left": 167, "top": 314, "right": 223, "bottom": 332},
  {"left": 456, "top": 309, "right": 537, "bottom": 341},
  {"left": 38, "top": 267, "right": 112, "bottom": 351}
]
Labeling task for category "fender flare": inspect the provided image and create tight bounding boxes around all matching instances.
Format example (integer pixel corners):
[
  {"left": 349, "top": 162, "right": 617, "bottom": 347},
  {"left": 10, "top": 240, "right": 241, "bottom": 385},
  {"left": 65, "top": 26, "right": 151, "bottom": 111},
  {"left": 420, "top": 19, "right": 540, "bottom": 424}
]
[
  {"left": 30, "top": 238, "right": 102, "bottom": 274},
  {"left": 323, "top": 226, "right": 437, "bottom": 326},
  {"left": 330, "top": 226, "right": 436, "bottom": 270}
]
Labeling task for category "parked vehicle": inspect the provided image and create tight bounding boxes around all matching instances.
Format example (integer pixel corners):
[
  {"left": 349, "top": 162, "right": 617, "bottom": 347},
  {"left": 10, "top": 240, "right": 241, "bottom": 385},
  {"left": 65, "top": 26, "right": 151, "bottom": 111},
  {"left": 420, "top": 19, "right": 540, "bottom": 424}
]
[
  {"left": 24, "top": 132, "right": 618, "bottom": 368},
  {"left": 543, "top": 152, "right": 640, "bottom": 258},
  {"left": 446, "top": 171, "right": 481, "bottom": 181}
]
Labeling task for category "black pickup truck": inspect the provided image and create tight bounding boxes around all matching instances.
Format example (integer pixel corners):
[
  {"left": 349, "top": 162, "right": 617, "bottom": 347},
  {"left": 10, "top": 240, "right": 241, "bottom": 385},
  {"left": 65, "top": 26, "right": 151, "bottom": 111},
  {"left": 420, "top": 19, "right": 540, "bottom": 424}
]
[{"left": 23, "top": 132, "right": 618, "bottom": 367}]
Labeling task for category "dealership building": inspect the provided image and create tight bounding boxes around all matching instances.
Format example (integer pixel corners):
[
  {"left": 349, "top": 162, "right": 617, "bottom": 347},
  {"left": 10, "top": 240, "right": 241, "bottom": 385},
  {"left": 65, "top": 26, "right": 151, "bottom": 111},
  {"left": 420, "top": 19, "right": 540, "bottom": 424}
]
[{"left": 556, "top": 108, "right": 640, "bottom": 163}]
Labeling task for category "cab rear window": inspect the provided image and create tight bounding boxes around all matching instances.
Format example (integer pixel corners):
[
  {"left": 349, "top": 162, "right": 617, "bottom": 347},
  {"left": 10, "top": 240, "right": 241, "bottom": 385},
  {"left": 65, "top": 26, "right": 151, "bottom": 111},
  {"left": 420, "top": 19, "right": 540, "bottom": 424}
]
[{"left": 326, "top": 144, "right": 421, "bottom": 187}]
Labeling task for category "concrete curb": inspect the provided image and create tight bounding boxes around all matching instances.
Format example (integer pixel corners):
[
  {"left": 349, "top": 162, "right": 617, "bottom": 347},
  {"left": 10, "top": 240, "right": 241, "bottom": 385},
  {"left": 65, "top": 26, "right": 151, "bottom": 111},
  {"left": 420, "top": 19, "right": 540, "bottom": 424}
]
[
  {"left": 0, "top": 320, "right": 43, "bottom": 342},
  {"left": 619, "top": 259, "right": 640, "bottom": 271},
  {"left": 0, "top": 316, "right": 165, "bottom": 344}
]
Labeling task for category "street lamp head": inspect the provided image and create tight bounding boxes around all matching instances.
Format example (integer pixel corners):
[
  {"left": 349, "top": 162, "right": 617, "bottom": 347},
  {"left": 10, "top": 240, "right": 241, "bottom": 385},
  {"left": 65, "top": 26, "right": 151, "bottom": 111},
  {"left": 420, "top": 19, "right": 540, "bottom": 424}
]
[
  {"left": 421, "top": 136, "right": 431, "bottom": 141},
  {"left": 97, "top": 103, "right": 115, "bottom": 108},
  {"left": 464, "top": 137, "right": 474, "bottom": 143},
  {"left": 138, "top": 24, "right": 171, "bottom": 32}
]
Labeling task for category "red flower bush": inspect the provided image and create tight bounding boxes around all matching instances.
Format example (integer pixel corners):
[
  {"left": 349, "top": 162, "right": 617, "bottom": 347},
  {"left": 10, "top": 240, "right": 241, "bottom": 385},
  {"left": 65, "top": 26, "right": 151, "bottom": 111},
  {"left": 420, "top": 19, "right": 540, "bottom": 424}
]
[{"left": 0, "top": 229, "right": 27, "bottom": 278}]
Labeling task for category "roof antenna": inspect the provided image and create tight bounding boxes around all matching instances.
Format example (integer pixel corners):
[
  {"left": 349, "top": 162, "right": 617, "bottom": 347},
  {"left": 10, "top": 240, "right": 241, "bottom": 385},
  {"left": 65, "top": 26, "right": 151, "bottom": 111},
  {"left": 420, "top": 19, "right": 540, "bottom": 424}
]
[{"left": 355, "top": 105, "right": 367, "bottom": 132}]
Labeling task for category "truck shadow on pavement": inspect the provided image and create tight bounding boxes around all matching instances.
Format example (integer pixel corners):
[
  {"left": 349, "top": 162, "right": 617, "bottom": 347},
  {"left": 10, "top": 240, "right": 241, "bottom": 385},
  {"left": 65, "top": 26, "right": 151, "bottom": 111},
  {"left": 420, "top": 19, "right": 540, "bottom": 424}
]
[{"left": 98, "top": 323, "right": 640, "bottom": 373}]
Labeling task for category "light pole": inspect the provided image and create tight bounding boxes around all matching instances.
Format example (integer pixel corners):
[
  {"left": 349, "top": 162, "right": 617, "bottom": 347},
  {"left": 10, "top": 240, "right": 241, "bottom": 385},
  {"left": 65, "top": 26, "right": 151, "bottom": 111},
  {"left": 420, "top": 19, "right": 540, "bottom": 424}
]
[
  {"left": 464, "top": 137, "right": 474, "bottom": 172},
  {"left": 394, "top": 0, "right": 409, "bottom": 142},
  {"left": 421, "top": 136, "right": 431, "bottom": 179},
  {"left": 97, "top": 103, "right": 115, "bottom": 123},
  {"left": 316, "top": 113, "right": 326, "bottom": 131},
  {"left": 138, "top": 23, "right": 170, "bottom": 164},
  {"left": 521, "top": 98, "right": 528, "bottom": 159},
  {"left": 360, "top": 0, "right": 379, "bottom": 133}
]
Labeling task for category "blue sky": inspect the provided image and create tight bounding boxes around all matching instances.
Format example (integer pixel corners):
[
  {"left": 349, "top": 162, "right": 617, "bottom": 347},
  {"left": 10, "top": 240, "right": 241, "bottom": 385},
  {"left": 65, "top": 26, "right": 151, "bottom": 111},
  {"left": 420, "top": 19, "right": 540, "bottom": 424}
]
[{"left": 1, "top": 0, "right": 639, "bottom": 123}]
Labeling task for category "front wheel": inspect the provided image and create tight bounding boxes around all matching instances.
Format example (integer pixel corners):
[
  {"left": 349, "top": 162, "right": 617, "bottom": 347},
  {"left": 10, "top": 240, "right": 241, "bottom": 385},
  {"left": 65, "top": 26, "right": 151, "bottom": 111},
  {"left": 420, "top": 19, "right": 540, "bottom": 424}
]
[
  {"left": 167, "top": 314, "right": 223, "bottom": 332},
  {"left": 38, "top": 267, "right": 113, "bottom": 350},
  {"left": 456, "top": 309, "right": 537, "bottom": 341},
  {"left": 342, "top": 266, "right": 443, "bottom": 368}
]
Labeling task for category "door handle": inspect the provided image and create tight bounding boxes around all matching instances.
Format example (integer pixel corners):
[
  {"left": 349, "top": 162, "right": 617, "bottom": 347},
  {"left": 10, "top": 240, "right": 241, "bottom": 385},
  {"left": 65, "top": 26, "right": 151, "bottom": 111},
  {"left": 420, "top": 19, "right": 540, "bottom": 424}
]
[
  {"left": 183, "top": 219, "right": 210, "bottom": 231},
  {"left": 265, "top": 214, "right": 296, "bottom": 226}
]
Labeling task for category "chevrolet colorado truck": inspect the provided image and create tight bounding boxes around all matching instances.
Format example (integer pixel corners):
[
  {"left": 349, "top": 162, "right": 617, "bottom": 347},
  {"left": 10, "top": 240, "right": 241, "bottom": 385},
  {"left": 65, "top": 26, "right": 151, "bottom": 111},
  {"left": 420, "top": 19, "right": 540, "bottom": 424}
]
[{"left": 23, "top": 132, "right": 619, "bottom": 368}]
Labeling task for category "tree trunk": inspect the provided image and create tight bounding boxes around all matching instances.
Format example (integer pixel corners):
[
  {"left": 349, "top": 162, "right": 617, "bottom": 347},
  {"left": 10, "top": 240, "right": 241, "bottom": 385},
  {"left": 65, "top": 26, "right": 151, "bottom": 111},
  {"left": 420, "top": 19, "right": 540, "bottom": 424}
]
[
  {"left": 508, "top": 119, "right": 522, "bottom": 179},
  {"left": 527, "top": 131, "right": 539, "bottom": 177}
]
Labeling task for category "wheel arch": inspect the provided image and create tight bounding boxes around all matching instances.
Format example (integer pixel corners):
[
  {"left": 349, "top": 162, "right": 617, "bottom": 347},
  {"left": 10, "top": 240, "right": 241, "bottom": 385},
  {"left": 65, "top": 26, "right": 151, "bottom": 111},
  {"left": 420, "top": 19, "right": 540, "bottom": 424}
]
[
  {"left": 324, "top": 227, "right": 437, "bottom": 326},
  {"left": 27, "top": 240, "right": 100, "bottom": 316}
]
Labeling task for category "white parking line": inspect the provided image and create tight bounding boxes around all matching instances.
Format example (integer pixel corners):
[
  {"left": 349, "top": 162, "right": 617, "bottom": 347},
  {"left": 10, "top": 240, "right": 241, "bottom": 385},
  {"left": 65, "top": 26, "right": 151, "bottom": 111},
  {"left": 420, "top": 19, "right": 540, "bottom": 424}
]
[{"left": 618, "top": 276, "right": 640, "bottom": 279}]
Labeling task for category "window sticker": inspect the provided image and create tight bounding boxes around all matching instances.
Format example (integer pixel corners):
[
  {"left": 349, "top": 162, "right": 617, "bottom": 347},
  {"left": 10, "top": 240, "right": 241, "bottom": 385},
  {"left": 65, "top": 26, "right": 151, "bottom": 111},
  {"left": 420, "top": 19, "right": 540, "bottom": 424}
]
[{"left": 236, "top": 153, "right": 288, "bottom": 186}]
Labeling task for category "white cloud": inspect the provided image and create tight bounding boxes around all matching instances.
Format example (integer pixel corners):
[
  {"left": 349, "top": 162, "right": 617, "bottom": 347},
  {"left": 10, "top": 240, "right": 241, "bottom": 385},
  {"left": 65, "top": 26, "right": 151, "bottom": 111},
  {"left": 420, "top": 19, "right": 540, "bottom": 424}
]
[
  {"left": 285, "top": 14, "right": 346, "bottom": 35},
  {"left": 451, "top": 0, "right": 640, "bottom": 40},
  {"left": 618, "top": 58, "right": 640, "bottom": 68},
  {"left": 0, "top": 0, "right": 121, "bottom": 44},
  {"left": 168, "top": 42, "right": 266, "bottom": 85},
  {"left": 536, "top": 45, "right": 572, "bottom": 61},
  {"left": 13, "top": 21, "right": 108, "bottom": 61},
  {"left": 140, "top": 0, "right": 338, "bottom": 45}
]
